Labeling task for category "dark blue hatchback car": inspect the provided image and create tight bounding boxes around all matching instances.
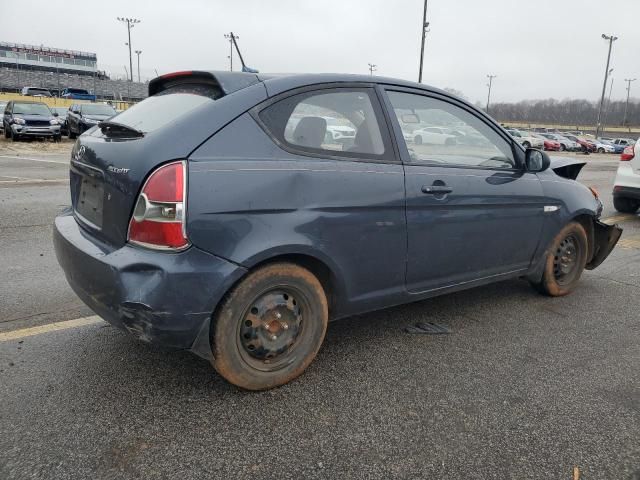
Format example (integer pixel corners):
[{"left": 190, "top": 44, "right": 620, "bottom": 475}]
[{"left": 54, "top": 71, "right": 622, "bottom": 390}]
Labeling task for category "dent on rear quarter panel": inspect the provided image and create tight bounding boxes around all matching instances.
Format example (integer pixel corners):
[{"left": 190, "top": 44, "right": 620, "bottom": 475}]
[{"left": 187, "top": 113, "right": 407, "bottom": 317}]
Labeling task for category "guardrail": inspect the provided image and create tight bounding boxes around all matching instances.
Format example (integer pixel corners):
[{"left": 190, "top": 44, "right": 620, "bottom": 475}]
[{"left": 0, "top": 92, "right": 132, "bottom": 110}]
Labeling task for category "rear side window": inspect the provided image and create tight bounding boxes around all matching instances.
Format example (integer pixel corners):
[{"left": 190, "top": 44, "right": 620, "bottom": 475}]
[
  {"left": 258, "top": 88, "right": 390, "bottom": 160},
  {"left": 107, "top": 83, "right": 221, "bottom": 133}
]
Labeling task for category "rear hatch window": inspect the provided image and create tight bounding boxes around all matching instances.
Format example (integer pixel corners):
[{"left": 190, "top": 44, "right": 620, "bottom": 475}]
[{"left": 106, "top": 83, "right": 222, "bottom": 134}]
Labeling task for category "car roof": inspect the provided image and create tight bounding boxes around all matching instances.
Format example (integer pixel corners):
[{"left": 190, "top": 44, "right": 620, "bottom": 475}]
[{"left": 11, "top": 100, "right": 48, "bottom": 105}]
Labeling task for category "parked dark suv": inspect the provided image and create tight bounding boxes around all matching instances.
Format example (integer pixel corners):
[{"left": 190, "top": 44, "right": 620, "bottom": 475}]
[
  {"left": 54, "top": 71, "right": 622, "bottom": 390},
  {"left": 66, "top": 103, "right": 117, "bottom": 138},
  {"left": 3, "top": 100, "right": 61, "bottom": 141}
]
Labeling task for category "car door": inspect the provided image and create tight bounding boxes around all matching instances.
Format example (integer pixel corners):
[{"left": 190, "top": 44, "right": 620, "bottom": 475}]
[
  {"left": 382, "top": 88, "right": 546, "bottom": 293},
  {"left": 190, "top": 85, "right": 407, "bottom": 316}
]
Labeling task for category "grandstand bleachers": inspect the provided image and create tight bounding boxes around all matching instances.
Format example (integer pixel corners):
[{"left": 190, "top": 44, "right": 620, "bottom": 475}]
[{"left": 0, "top": 66, "right": 148, "bottom": 101}]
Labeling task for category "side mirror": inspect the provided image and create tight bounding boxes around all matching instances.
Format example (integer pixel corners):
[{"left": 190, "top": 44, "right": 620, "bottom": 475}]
[
  {"left": 52, "top": 112, "right": 59, "bottom": 117},
  {"left": 525, "top": 148, "right": 550, "bottom": 172}
]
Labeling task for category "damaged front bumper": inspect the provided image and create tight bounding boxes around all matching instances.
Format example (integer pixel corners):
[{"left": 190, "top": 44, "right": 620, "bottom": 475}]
[
  {"left": 53, "top": 212, "right": 246, "bottom": 357},
  {"left": 586, "top": 219, "right": 623, "bottom": 270}
]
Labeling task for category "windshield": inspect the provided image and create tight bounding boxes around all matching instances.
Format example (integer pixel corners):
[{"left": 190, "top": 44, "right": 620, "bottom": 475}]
[
  {"left": 12, "top": 103, "right": 52, "bottom": 116},
  {"left": 51, "top": 107, "right": 67, "bottom": 115},
  {"left": 26, "top": 89, "right": 52, "bottom": 97},
  {"left": 81, "top": 104, "right": 117, "bottom": 116}
]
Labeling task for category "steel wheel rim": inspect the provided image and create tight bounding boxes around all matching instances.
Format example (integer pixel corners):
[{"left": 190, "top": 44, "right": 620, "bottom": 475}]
[
  {"left": 236, "top": 287, "right": 306, "bottom": 372},
  {"left": 553, "top": 234, "right": 580, "bottom": 285}
]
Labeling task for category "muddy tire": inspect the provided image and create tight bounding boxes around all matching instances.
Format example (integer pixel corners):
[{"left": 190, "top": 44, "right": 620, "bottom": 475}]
[
  {"left": 212, "top": 262, "right": 328, "bottom": 390},
  {"left": 531, "top": 221, "right": 588, "bottom": 297},
  {"left": 613, "top": 196, "right": 640, "bottom": 214}
]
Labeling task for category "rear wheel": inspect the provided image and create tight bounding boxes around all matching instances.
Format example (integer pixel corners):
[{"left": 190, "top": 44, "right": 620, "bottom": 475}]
[
  {"left": 531, "top": 221, "right": 588, "bottom": 297},
  {"left": 68, "top": 126, "right": 77, "bottom": 139},
  {"left": 212, "top": 263, "right": 328, "bottom": 390},
  {"left": 560, "top": 144, "right": 566, "bottom": 151},
  {"left": 613, "top": 196, "right": 640, "bottom": 214},
  {"left": 597, "top": 147, "right": 605, "bottom": 153}
]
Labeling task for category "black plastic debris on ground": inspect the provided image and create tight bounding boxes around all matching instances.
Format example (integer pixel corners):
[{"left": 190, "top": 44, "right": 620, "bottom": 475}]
[{"left": 404, "top": 322, "right": 451, "bottom": 335}]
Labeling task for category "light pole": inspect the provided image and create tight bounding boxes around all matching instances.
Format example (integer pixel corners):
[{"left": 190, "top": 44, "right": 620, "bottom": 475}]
[
  {"left": 134, "top": 50, "right": 142, "bottom": 82},
  {"left": 224, "top": 33, "right": 239, "bottom": 71},
  {"left": 486, "top": 74, "right": 497, "bottom": 115},
  {"left": 418, "top": 0, "right": 429, "bottom": 83},
  {"left": 117, "top": 17, "right": 141, "bottom": 82},
  {"left": 623, "top": 78, "right": 637, "bottom": 127},
  {"left": 595, "top": 34, "right": 618, "bottom": 138},
  {"left": 368, "top": 63, "right": 377, "bottom": 76},
  {"left": 602, "top": 71, "right": 614, "bottom": 134}
]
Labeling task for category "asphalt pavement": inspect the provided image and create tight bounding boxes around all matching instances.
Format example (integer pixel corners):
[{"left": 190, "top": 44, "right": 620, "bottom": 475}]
[{"left": 1, "top": 137, "right": 639, "bottom": 479}]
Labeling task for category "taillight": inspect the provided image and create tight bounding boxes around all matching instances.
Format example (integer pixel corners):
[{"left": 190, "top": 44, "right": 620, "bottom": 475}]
[
  {"left": 621, "top": 145, "right": 635, "bottom": 161},
  {"left": 127, "top": 161, "right": 189, "bottom": 250}
]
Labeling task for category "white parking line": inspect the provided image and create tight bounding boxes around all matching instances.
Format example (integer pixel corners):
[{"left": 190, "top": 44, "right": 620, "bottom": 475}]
[
  {"left": 0, "top": 316, "right": 104, "bottom": 341},
  {"left": 0, "top": 154, "right": 68, "bottom": 165}
]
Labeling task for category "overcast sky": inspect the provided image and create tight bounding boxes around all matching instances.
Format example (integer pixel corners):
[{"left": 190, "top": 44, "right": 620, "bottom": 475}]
[{"left": 2, "top": 0, "right": 639, "bottom": 103}]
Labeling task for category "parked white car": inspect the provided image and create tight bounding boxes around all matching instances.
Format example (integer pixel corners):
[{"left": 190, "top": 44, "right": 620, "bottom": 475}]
[
  {"left": 613, "top": 138, "right": 636, "bottom": 147},
  {"left": 322, "top": 116, "right": 356, "bottom": 142},
  {"left": 505, "top": 128, "right": 544, "bottom": 149},
  {"left": 613, "top": 141, "right": 640, "bottom": 213},
  {"left": 412, "top": 126, "right": 457, "bottom": 145}
]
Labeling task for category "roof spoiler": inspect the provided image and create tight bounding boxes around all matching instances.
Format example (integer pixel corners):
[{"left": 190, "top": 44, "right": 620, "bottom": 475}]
[{"left": 148, "top": 71, "right": 262, "bottom": 97}]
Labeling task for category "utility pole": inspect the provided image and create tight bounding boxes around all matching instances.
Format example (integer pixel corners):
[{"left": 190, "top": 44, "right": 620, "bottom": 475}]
[
  {"left": 602, "top": 74, "right": 614, "bottom": 135},
  {"left": 623, "top": 78, "right": 637, "bottom": 127},
  {"left": 418, "top": 0, "right": 429, "bottom": 83},
  {"left": 595, "top": 34, "right": 618, "bottom": 138},
  {"left": 117, "top": 17, "right": 141, "bottom": 82},
  {"left": 486, "top": 74, "right": 497, "bottom": 115},
  {"left": 368, "top": 63, "right": 377, "bottom": 76},
  {"left": 135, "top": 50, "right": 142, "bottom": 82},
  {"left": 224, "top": 32, "right": 239, "bottom": 71}
]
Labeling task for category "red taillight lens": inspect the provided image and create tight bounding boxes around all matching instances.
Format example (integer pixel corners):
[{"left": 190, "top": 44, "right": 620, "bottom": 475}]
[
  {"left": 128, "top": 161, "right": 188, "bottom": 250},
  {"left": 621, "top": 145, "right": 635, "bottom": 161}
]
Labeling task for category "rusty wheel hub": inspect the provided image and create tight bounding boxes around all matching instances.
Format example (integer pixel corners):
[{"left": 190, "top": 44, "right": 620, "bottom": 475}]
[
  {"left": 553, "top": 235, "right": 579, "bottom": 284},
  {"left": 239, "top": 290, "right": 303, "bottom": 367}
]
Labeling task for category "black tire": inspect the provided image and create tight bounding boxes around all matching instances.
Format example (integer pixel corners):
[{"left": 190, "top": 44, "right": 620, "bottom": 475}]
[
  {"left": 68, "top": 127, "right": 77, "bottom": 139},
  {"left": 10, "top": 129, "right": 19, "bottom": 142},
  {"left": 530, "top": 221, "right": 588, "bottom": 297},
  {"left": 613, "top": 196, "right": 640, "bottom": 214},
  {"left": 522, "top": 141, "right": 531, "bottom": 148},
  {"left": 3, "top": 126, "right": 9, "bottom": 139},
  {"left": 212, "top": 263, "right": 328, "bottom": 390},
  {"left": 53, "top": 135, "right": 62, "bottom": 143},
  {"left": 560, "top": 144, "right": 566, "bottom": 151},
  {"left": 597, "top": 147, "right": 605, "bottom": 153},
  {"left": 414, "top": 135, "right": 423, "bottom": 145}
]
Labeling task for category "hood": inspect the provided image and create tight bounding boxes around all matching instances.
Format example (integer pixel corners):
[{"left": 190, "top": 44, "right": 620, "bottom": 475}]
[
  {"left": 84, "top": 114, "right": 114, "bottom": 121},
  {"left": 549, "top": 156, "right": 587, "bottom": 180},
  {"left": 14, "top": 114, "right": 54, "bottom": 122}
]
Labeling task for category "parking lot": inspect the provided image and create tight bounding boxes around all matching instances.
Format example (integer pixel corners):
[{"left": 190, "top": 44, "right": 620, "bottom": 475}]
[{"left": 1, "top": 137, "right": 639, "bottom": 479}]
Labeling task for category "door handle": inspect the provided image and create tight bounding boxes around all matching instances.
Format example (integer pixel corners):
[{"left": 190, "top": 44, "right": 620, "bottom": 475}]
[{"left": 421, "top": 185, "right": 453, "bottom": 195}]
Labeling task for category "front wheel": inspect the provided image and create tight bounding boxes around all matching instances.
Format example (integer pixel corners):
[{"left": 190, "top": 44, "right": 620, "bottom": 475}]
[
  {"left": 522, "top": 141, "right": 531, "bottom": 148},
  {"left": 530, "top": 221, "right": 588, "bottom": 297},
  {"left": 68, "top": 127, "right": 77, "bottom": 139},
  {"left": 212, "top": 263, "right": 328, "bottom": 390},
  {"left": 597, "top": 147, "right": 605, "bottom": 153},
  {"left": 613, "top": 196, "right": 640, "bottom": 214}
]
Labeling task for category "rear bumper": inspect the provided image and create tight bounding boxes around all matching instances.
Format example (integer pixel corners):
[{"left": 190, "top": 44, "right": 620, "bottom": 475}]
[
  {"left": 613, "top": 163, "right": 640, "bottom": 196},
  {"left": 53, "top": 212, "right": 246, "bottom": 351}
]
